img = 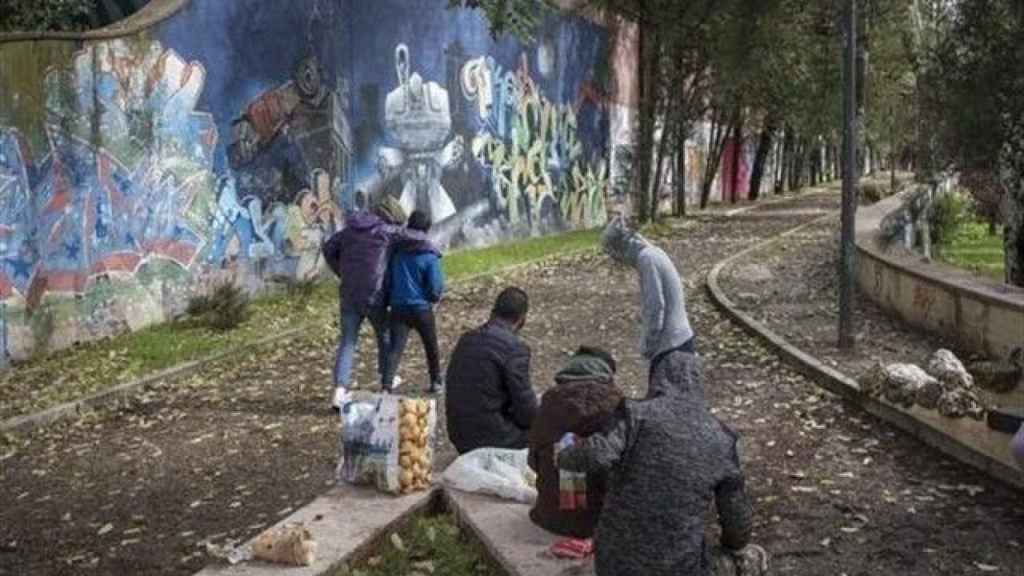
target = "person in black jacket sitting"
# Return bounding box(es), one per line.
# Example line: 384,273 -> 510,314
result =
445,287 -> 537,454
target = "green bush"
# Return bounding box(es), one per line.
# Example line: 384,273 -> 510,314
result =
0,0 -> 96,32
185,282 -> 249,332
930,191 -> 974,246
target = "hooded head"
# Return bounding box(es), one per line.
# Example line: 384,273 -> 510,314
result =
554,346 -> 617,385
407,210 -> 432,233
373,195 -> 407,226
601,215 -> 649,267
648,352 -> 704,402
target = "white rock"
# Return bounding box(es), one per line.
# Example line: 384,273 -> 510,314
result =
884,364 -> 939,408
927,349 -> 974,389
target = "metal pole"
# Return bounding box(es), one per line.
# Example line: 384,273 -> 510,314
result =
839,0 -> 858,350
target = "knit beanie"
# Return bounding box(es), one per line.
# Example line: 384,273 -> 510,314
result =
555,352 -> 615,385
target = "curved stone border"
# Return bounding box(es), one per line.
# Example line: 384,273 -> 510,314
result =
856,189 -> 1024,364
706,213 -> 1024,491
0,246 -> 599,436
0,0 -> 191,43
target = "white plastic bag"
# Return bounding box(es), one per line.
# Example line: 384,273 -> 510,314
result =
441,448 -> 538,504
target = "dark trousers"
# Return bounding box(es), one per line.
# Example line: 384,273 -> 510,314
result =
384,307 -> 442,388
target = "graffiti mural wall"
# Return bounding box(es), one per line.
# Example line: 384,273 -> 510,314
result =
345,0 -> 609,248
0,0 -> 611,360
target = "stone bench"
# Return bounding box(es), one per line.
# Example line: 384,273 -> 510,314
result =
193,484 -> 585,576
444,489 -> 593,576
193,484 -> 435,576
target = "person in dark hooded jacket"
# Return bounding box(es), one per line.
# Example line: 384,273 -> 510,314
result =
528,346 -> 623,539
322,196 -> 437,410
557,352 -> 767,576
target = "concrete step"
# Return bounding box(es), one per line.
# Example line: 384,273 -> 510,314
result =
194,484 -> 436,576
445,489 -> 593,576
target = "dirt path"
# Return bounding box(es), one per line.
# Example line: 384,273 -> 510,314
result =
2,188 -> 1020,576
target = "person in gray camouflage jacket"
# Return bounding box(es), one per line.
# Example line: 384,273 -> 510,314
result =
557,351 -> 767,576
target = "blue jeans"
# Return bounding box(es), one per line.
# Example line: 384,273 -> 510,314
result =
333,305 -> 390,389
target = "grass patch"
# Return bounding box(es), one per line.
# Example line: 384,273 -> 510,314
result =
441,228 -> 599,279
343,513 -> 502,576
936,221 -> 1005,280
0,228 -> 599,421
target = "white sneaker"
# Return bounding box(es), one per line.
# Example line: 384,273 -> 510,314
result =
332,387 -> 349,411
389,376 -> 403,391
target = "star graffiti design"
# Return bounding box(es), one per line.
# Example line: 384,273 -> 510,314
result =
7,258 -> 32,281
64,239 -> 81,260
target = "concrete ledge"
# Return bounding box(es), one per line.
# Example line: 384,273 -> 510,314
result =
855,188 -> 1024,368
195,485 -> 438,576
445,489 -> 591,576
706,213 -> 1024,491
193,484 -> 587,576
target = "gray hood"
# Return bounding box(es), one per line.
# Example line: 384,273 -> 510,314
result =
601,217 -> 649,267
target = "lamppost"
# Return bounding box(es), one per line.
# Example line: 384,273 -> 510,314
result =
839,0 -> 859,350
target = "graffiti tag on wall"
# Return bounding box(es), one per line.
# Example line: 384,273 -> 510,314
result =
1,40 -> 217,309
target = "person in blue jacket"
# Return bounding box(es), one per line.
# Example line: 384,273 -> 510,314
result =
383,210 -> 445,394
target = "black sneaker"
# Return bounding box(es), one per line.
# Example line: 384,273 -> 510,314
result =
427,379 -> 445,395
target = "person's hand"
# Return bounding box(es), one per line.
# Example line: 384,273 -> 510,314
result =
556,433 -> 576,451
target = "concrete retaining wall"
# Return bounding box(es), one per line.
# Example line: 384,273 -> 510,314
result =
856,187 -> 1024,405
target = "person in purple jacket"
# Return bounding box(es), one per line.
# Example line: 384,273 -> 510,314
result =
321,196 -> 435,410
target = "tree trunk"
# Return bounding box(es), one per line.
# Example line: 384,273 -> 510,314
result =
701,108 -> 729,209
790,139 -> 804,191
636,26 -> 656,223
749,121 -> 777,201
674,123 -> 688,217
729,117 -> 743,204
1005,180 -> 1024,287
652,121 -> 669,222
778,126 -> 793,194
809,142 -> 819,187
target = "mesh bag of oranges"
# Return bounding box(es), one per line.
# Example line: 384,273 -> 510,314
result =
337,394 -> 436,495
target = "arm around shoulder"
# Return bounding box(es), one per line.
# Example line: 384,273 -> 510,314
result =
557,416 -> 629,474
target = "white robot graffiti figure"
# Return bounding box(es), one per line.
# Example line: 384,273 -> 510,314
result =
376,44 -> 462,224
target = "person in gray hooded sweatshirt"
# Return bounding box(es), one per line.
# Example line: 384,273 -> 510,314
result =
556,352 -> 768,576
601,216 -> 694,376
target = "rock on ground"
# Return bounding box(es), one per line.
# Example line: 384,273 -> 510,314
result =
927,349 -> 974,390
883,363 -> 939,409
